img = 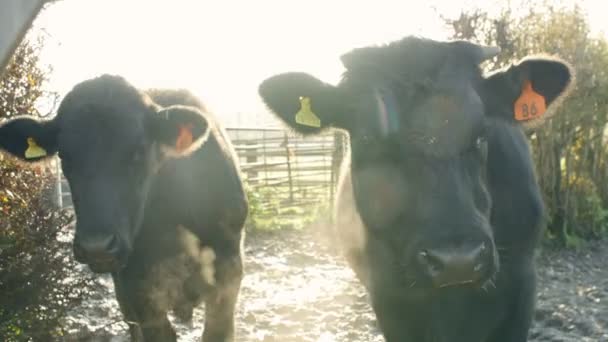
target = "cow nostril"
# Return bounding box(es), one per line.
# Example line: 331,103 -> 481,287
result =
74,234 -> 121,261
418,249 -> 445,275
471,242 -> 487,273
105,234 -> 120,253
417,242 -> 493,287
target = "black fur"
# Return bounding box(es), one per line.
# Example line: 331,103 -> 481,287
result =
0,116 -> 58,161
258,72 -> 348,134
259,36 -> 573,342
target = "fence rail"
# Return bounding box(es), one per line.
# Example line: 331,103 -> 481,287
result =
60,127 -> 346,225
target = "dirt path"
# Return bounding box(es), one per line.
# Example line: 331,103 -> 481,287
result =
531,240 -> 608,341
62,227 -> 607,342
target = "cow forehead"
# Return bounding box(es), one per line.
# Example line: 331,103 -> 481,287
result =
361,85 -> 484,158
56,75 -> 153,147
344,43 -> 485,157
404,91 -> 484,156
58,105 -> 147,156
342,37 -> 480,85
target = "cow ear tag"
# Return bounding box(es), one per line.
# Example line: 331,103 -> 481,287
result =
175,124 -> 194,152
295,96 -> 321,127
514,81 -> 546,122
25,137 -> 47,159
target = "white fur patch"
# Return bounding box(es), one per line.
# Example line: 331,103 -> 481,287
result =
200,246 -> 216,285
144,226 -> 216,311
177,226 -> 216,285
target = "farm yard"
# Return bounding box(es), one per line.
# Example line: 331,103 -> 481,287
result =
2,1 -> 608,342
61,214 -> 608,342
54,129 -> 607,341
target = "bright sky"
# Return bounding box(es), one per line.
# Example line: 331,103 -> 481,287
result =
32,0 -> 605,127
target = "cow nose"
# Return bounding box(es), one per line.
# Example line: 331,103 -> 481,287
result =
73,234 -> 120,263
417,242 -> 488,288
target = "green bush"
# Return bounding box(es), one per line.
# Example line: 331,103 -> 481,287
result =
0,157 -> 91,341
0,34 -> 92,341
445,2 -> 608,245
244,184 -> 331,231
562,175 -> 608,239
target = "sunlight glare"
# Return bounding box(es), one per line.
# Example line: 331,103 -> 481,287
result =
32,0 -> 607,127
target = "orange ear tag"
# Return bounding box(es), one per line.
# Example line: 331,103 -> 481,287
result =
514,81 -> 546,121
175,124 -> 194,152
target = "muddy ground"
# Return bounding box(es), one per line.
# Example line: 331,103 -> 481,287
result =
62,225 -> 607,342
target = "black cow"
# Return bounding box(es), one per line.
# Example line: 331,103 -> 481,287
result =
0,75 -> 248,341
258,37 -> 573,342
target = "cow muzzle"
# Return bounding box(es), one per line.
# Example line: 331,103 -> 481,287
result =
73,233 -> 126,273
416,241 -> 496,288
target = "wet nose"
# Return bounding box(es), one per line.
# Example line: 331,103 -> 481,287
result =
73,234 -> 120,264
417,242 -> 489,288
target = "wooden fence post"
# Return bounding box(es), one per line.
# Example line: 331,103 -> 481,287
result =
330,131 -> 346,202
245,141 -> 258,185
284,132 -> 294,203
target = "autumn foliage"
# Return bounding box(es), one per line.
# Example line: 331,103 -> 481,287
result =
0,35 -> 90,341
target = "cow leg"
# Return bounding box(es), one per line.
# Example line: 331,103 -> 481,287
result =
371,297 -> 424,342
201,253 -> 243,342
113,273 -> 177,342
132,306 -> 176,342
375,312 -> 417,342
112,273 -> 144,341
487,268 -> 536,342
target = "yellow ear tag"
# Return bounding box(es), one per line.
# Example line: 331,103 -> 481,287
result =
25,137 -> 47,159
295,96 -> 321,128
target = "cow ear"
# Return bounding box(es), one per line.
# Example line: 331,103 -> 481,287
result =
152,105 -> 210,158
258,72 -> 350,135
0,116 -> 58,162
481,57 -> 574,129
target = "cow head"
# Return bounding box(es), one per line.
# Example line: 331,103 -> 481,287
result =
259,38 -> 572,292
0,75 -> 210,273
